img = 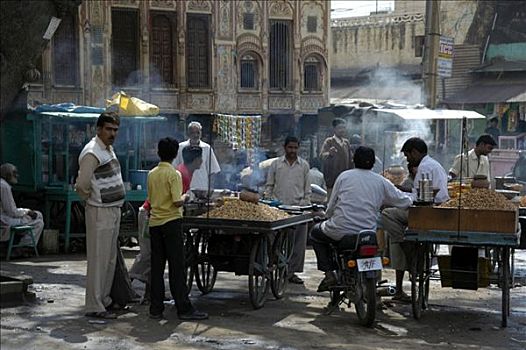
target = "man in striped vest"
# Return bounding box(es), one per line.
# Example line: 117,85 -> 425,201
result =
76,112 -> 126,319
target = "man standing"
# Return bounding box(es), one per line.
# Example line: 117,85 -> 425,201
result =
173,121 -> 220,192
75,112 -> 125,319
449,134 -> 496,180
266,136 -> 311,284
148,137 -> 207,320
382,137 -> 449,301
310,147 -> 412,292
484,117 -> 500,144
176,146 -> 203,194
0,163 -> 44,250
319,118 -> 353,199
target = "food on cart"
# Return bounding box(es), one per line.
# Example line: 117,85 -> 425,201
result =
203,199 -> 290,221
520,196 -> 526,207
440,188 -> 516,211
448,181 -> 471,199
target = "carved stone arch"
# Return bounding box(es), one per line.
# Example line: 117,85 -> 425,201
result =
269,0 -> 293,20
186,0 -> 212,13
237,33 -> 263,56
301,37 -> 327,67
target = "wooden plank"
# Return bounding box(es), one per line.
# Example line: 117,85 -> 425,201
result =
408,206 -> 517,234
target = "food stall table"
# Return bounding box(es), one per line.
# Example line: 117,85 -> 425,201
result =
182,213 -> 313,309
45,187 -> 147,252
405,206 -> 520,327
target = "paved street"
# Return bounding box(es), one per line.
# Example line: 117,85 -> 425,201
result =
1,248 -> 525,350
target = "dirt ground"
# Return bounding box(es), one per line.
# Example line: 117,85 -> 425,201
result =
1,248 -> 525,350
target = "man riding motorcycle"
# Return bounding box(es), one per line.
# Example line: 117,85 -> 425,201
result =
310,146 -> 413,292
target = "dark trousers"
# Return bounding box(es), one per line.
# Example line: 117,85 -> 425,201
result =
310,223 -> 338,272
149,219 -> 193,316
310,223 -> 358,272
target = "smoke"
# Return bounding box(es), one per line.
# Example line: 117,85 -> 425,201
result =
364,66 -> 422,105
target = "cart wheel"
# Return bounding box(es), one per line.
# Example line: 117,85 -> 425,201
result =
501,247 -> 510,328
249,235 -> 270,309
411,243 -> 425,319
270,230 -> 293,299
184,231 -> 195,295
194,231 -> 217,294
422,243 -> 431,310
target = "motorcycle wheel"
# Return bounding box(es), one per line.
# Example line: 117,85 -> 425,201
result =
354,272 -> 377,327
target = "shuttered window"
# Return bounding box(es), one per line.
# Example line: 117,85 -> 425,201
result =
307,16 -> 317,33
150,12 -> 176,87
187,14 -> 210,89
243,13 -> 255,30
52,14 -> 78,86
304,56 -> 320,91
112,9 -> 139,86
240,54 -> 257,89
269,20 -> 292,90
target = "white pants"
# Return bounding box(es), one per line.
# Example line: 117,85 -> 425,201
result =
85,205 -> 121,313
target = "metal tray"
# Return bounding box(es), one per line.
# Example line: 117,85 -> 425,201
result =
182,213 -> 314,233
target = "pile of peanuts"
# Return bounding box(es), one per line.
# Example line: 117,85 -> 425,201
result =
440,188 -> 516,211
203,199 -> 290,221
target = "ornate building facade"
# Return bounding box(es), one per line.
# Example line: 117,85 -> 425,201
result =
28,0 -> 330,121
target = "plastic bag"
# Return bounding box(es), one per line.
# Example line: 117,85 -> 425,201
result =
105,91 -> 160,116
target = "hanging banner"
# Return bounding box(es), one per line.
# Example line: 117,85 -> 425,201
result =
437,36 -> 454,78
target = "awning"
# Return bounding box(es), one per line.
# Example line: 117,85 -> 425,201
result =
374,108 -> 486,120
442,83 -> 526,104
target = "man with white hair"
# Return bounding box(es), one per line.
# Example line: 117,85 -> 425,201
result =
0,163 -> 44,249
173,121 -> 220,191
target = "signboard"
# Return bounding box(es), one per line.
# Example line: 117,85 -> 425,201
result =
437,36 -> 454,78
43,17 -> 62,40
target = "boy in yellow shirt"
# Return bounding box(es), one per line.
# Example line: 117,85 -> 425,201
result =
148,137 -> 208,321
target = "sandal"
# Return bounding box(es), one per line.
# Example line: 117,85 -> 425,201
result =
288,274 -> 304,284
392,292 -> 411,303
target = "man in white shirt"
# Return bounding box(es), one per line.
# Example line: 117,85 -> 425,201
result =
173,121 -> 220,191
382,137 -> 449,301
449,134 -> 496,180
266,136 -> 311,284
0,163 -> 44,250
310,147 -> 412,292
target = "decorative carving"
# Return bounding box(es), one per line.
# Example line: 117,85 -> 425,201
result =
92,66 -> 104,105
187,0 -> 212,13
150,92 -> 178,110
269,95 -> 293,110
149,0 -> 175,9
300,95 -> 325,111
112,0 -> 139,7
217,94 -> 236,111
332,13 -> 424,28
218,1 -> 232,39
91,0 -> 103,25
237,94 -> 261,110
269,1 -> 293,19
237,33 -> 263,57
187,94 -> 212,110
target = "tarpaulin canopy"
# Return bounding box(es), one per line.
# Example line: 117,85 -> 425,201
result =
374,108 -> 486,120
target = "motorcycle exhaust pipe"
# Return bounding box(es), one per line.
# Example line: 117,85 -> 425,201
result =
377,285 -> 397,297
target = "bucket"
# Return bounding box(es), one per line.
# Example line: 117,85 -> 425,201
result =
128,170 -> 149,189
41,229 -> 59,254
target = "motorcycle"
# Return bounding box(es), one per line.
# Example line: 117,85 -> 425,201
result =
324,229 -> 388,327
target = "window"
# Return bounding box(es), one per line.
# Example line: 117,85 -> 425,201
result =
186,14 -> 210,89
307,16 -> 317,33
240,54 -> 258,89
52,14 -> 78,86
150,13 -> 176,87
112,8 -> 139,86
269,20 -> 292,90
304,56 -> 320,91
414,35 -> 425,57
243,13 -> 255,30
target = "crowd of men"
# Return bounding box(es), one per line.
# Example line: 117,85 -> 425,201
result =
0,112 -> 499,321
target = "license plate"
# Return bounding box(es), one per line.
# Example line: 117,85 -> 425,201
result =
357,257 -> 382,272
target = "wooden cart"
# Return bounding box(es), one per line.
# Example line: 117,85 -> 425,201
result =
182,214 -> 313,309
406,206 -> 520,327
